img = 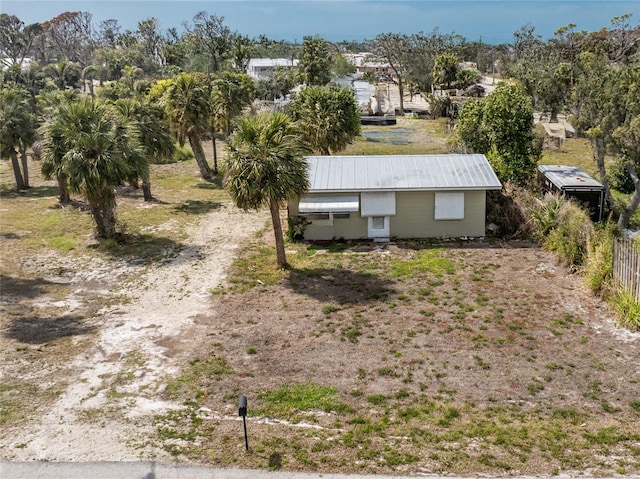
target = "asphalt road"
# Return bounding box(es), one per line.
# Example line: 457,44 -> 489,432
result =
0,462 -> 628,479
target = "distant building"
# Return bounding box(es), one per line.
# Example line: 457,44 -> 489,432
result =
246,58 -> 299,80
357,61 -> 394,76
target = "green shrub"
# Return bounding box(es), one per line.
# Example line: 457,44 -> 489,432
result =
286,215 -> 309,242
583,222 -> 617,293
544,199 -> 594,267
153,143 -> 194,165
530,194 -> 564,239
614,289 -> 640,331
608,160 -> 634,194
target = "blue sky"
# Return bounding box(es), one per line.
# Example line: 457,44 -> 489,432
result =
2,1 -> 638,44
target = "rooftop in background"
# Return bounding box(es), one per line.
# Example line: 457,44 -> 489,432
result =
306,154 -> 502,192
538,164 -> 604,190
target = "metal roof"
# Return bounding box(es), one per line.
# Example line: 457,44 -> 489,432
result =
305,155 -> 502,192
538,165 -> 604,190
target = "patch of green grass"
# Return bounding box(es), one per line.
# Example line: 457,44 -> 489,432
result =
613,288 -> 640,332
367,394 -> 388,406
390,248 -> 457,278
257,383 -> 354,421
165,352 -> 234,400
322,304 -> 341,315
227,244 -> 286,292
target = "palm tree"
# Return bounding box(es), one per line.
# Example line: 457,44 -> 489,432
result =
164,73 -> 213,180
224,112 -> 309,268
44,60 -> 80,90
114,98 -> 174,201
0,87 -> 35,190
210,71 -> 255,137
41,99 -> 145,239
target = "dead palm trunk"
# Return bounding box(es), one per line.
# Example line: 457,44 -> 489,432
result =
269,199 -> 287,268
187,133 -> 213,180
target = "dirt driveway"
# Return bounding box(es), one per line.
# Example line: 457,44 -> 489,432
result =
1,203 -> 269,461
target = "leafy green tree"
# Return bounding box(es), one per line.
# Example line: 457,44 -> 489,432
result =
41,99 -> 146,238
224,112 -> 309,267
331,53 -> 357,78
456,81 -> 540,185
571,51 -> 620,212
163,72 -> 214,179
611,65 -> 640,228
433,52 -> 459,89
288,85 -> 361,155
298,36 -> 331,86
454,98 -> 490,153
0,86 -> 35,190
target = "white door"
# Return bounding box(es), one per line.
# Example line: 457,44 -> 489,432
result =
368,216 -> 390,239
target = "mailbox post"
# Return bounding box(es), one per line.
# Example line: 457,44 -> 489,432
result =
239,395 -> 248,451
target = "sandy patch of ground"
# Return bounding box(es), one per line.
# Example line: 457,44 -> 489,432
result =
1,203 -> 269,461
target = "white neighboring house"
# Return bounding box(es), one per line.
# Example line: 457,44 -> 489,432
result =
246,58 -> 299,80
1,57 -> 32,70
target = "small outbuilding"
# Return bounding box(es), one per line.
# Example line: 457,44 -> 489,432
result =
538,164 -> 605,221
289,154 -> 502,241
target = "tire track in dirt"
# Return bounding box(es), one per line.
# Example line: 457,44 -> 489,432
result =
7,204 -> 269,461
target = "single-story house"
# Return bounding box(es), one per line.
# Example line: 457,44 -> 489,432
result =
288,154 -> 502,241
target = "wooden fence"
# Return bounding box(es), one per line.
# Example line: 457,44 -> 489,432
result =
613,238 -> 640,302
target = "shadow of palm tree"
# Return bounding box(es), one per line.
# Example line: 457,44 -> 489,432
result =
5,314 -> 95,344
0,185 -> 60,198
0,274 -> 52,299
91,234 -> 187,265
285,267 -> 396,305
174,200 -> 222,214
194,176 -> 223,189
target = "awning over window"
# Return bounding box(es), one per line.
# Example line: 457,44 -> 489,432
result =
299,195 -> 359,213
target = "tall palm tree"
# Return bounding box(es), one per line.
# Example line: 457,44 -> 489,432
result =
224,112 -> 309,268
41,99 -> 145,239
163,72 -> 213,180
0,87 -> 35,190
114,98 -> 174,201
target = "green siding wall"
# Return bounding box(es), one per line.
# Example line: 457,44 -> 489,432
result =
288,190 -> 487,241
